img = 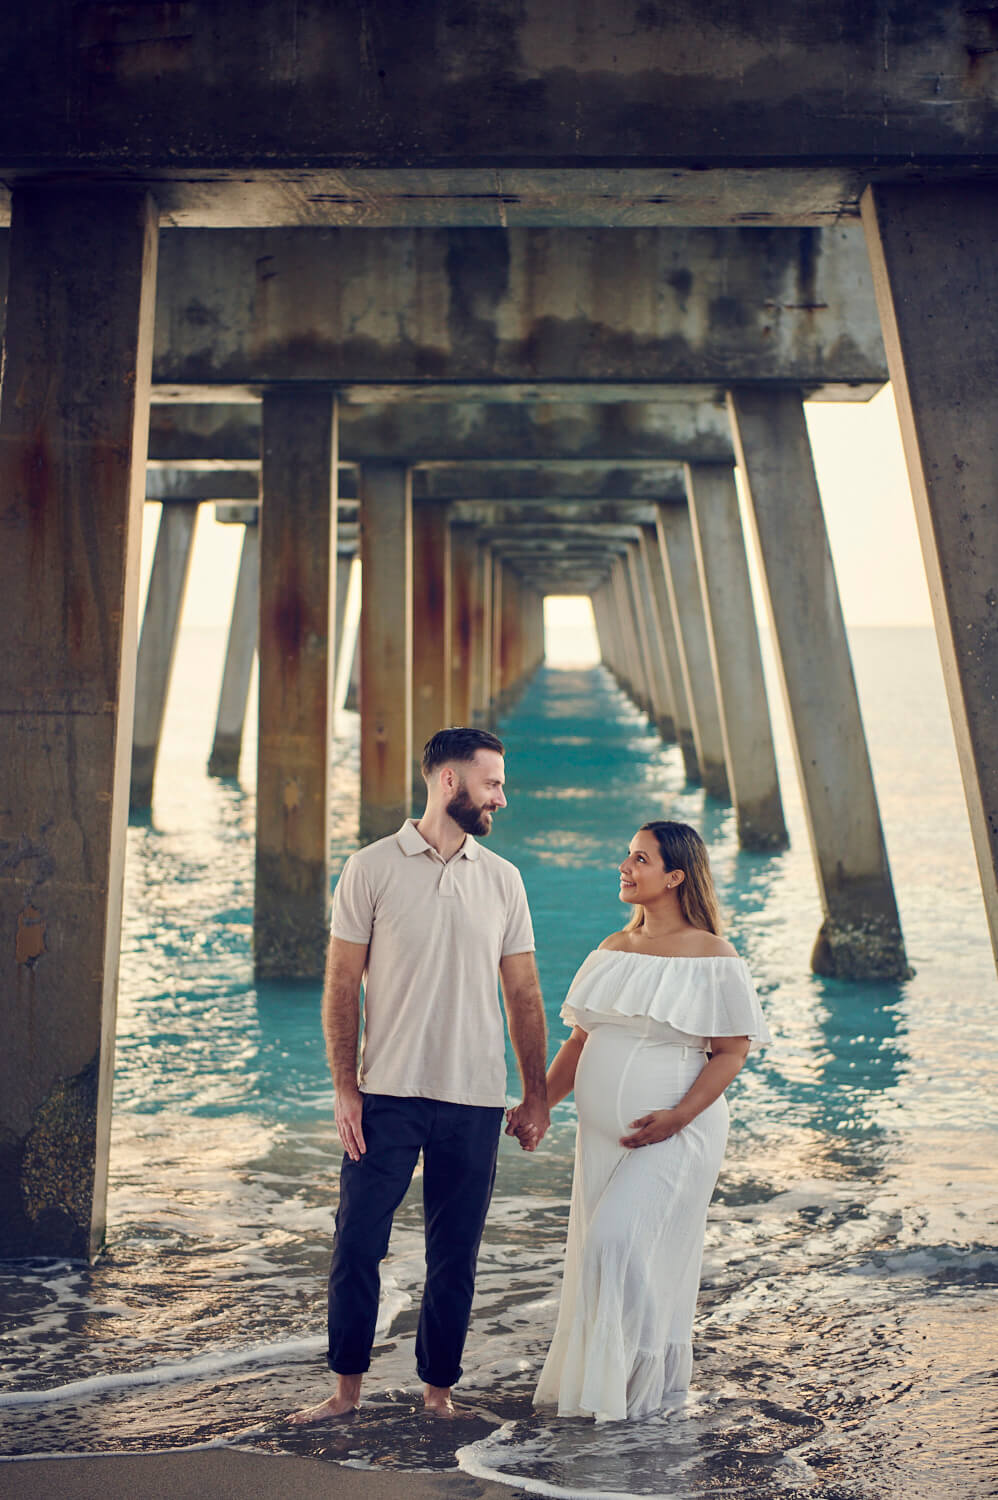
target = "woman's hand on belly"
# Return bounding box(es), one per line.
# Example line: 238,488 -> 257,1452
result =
620,1107 -> 689,1149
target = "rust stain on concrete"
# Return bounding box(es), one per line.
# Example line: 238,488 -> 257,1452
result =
15,903 -> 46,965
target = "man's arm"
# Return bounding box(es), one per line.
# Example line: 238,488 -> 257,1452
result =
499,950 -> 550,1152
322,935 -> 370,1162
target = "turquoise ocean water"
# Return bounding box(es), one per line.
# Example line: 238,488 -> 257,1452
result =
1,625 -> 996,1498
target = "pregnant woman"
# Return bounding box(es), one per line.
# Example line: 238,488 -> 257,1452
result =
533,820 -> 771,1422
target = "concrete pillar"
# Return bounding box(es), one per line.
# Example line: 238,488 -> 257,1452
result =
655,505 -> 730,800
500,564 -> 525,702
334,551 -> 354,693
627,537 -> 672,741
360,462 -> 413,839
450,525 -> 478,725
611,556 -> 644,706
490,553 -> 504,715
728,386 -> 909,980
640,522 -> 699,779
0,183 -> 158,1259
591,585 -> 615,671
476,544 -> 493,726
412,501 -> 452,777
862,183 -> 998,968
685,463 -> 788,850
256,388 -> 338,979
208,521 -> 260,778
130,502 -> 199,810
625,543 -> 658,720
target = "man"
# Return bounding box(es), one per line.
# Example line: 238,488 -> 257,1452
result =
290,727 -> 549,1423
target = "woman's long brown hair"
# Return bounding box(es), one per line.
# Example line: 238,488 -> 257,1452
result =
623,821 -> 722,936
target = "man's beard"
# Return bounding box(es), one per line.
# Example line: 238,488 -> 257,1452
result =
446,782 -> 494,836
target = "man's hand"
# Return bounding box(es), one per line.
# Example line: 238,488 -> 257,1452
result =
335,1084 -> 367,1161
504,1097 -> 550,1152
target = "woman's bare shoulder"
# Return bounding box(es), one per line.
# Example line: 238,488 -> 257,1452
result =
597,931 -> 632,951
691,932 -> 739,958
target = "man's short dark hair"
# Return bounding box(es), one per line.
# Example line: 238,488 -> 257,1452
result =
421,727 -> 505,779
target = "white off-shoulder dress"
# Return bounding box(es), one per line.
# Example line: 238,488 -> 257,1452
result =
533,949 -> 771,1423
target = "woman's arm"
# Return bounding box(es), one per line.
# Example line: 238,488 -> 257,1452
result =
620,1035 -> 750,1149
545,1026 -> 589,1107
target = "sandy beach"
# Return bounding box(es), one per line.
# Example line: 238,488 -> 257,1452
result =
2,1450 -> 527,1500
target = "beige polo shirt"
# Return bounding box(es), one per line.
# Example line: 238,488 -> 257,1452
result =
330,819 -> 535,1108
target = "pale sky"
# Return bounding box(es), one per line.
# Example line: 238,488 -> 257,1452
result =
145,384 -> 932,647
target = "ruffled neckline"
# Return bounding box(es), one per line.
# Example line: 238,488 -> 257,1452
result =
562,947 -> 771,1048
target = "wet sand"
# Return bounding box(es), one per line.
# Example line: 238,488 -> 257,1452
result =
2,1449 -> 527,1500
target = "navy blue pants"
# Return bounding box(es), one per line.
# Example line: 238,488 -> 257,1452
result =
327,1093 -> 504,1389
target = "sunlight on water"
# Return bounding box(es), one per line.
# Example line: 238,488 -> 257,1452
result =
1,628 -> 996,1500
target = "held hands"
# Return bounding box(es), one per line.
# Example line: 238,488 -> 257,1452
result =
620,1108 -> 688,1150
505,1098 -> 551,1152
335,1085 -> 367,1162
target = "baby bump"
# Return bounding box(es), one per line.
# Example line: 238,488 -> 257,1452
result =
575,1024 -> 708,1141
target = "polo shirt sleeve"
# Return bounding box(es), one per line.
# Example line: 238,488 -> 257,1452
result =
330,855 -> 375,945
501,870 -> 535,956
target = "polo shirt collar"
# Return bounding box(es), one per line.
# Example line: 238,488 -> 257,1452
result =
395,819 -> 480,860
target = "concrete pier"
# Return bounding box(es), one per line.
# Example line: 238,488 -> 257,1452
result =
208,521 -> 260,778
0,183 -> 158,1260
638,523 -> 699,779
627,540 -> 674,736
728,387 -> 910,979
255,389 -> 338,979
476,546 -> 493,727
685,463 -> 788,850
655,505 -> 730,800
360,463 -> 413,840
489,556 -> 504,717
635,525 -> 679,744
412,501 -> 452,775
449,525 -> 478,726
862,183 -> 998,967
130,503 -> 199,810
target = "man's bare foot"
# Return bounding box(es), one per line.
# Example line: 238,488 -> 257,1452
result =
289,1376 -> 362,1425
422,1382 -> 457,1418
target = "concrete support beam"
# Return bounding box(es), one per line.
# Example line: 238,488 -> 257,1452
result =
255,389 -> 338,979
450,526 -> 479,726
130,502 -> 198,810
360,463 -> 413,840
490,556 -> 504,715
0,183 -> 158,1260
147,401 -> 723,468
412,501 -> 452,776
685,464 -> 788,850
476,545 -> 493,727
655,505 -> 730,799
208,522 -> 260,778
635,528 -> 678,742
612,556 -> 650,711
152,227 -> 885,391
862,183 -> 998,969
333,552 -> 355,717
728,387 -> 909,979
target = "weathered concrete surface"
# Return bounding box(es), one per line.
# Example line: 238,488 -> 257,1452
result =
728,387 -> 910,980
611,557 -> 650,712
412,501 -> 452,778
450,526 -> 480,726
130,503 -> 199,810
862,183 -> 998,969
635,527 -> 678,742
4,3 -> 998,226
475,546 -> 494,726
639,523 -> 698,780
209,523 -> 260,779
146,402 -> 732,467
0,184 -> 158,1260
151,227 -> 885,390
685,464 -> 788,850
360,464 -> 413,840
255,390 -> 338,979
656,505 -> 730,800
